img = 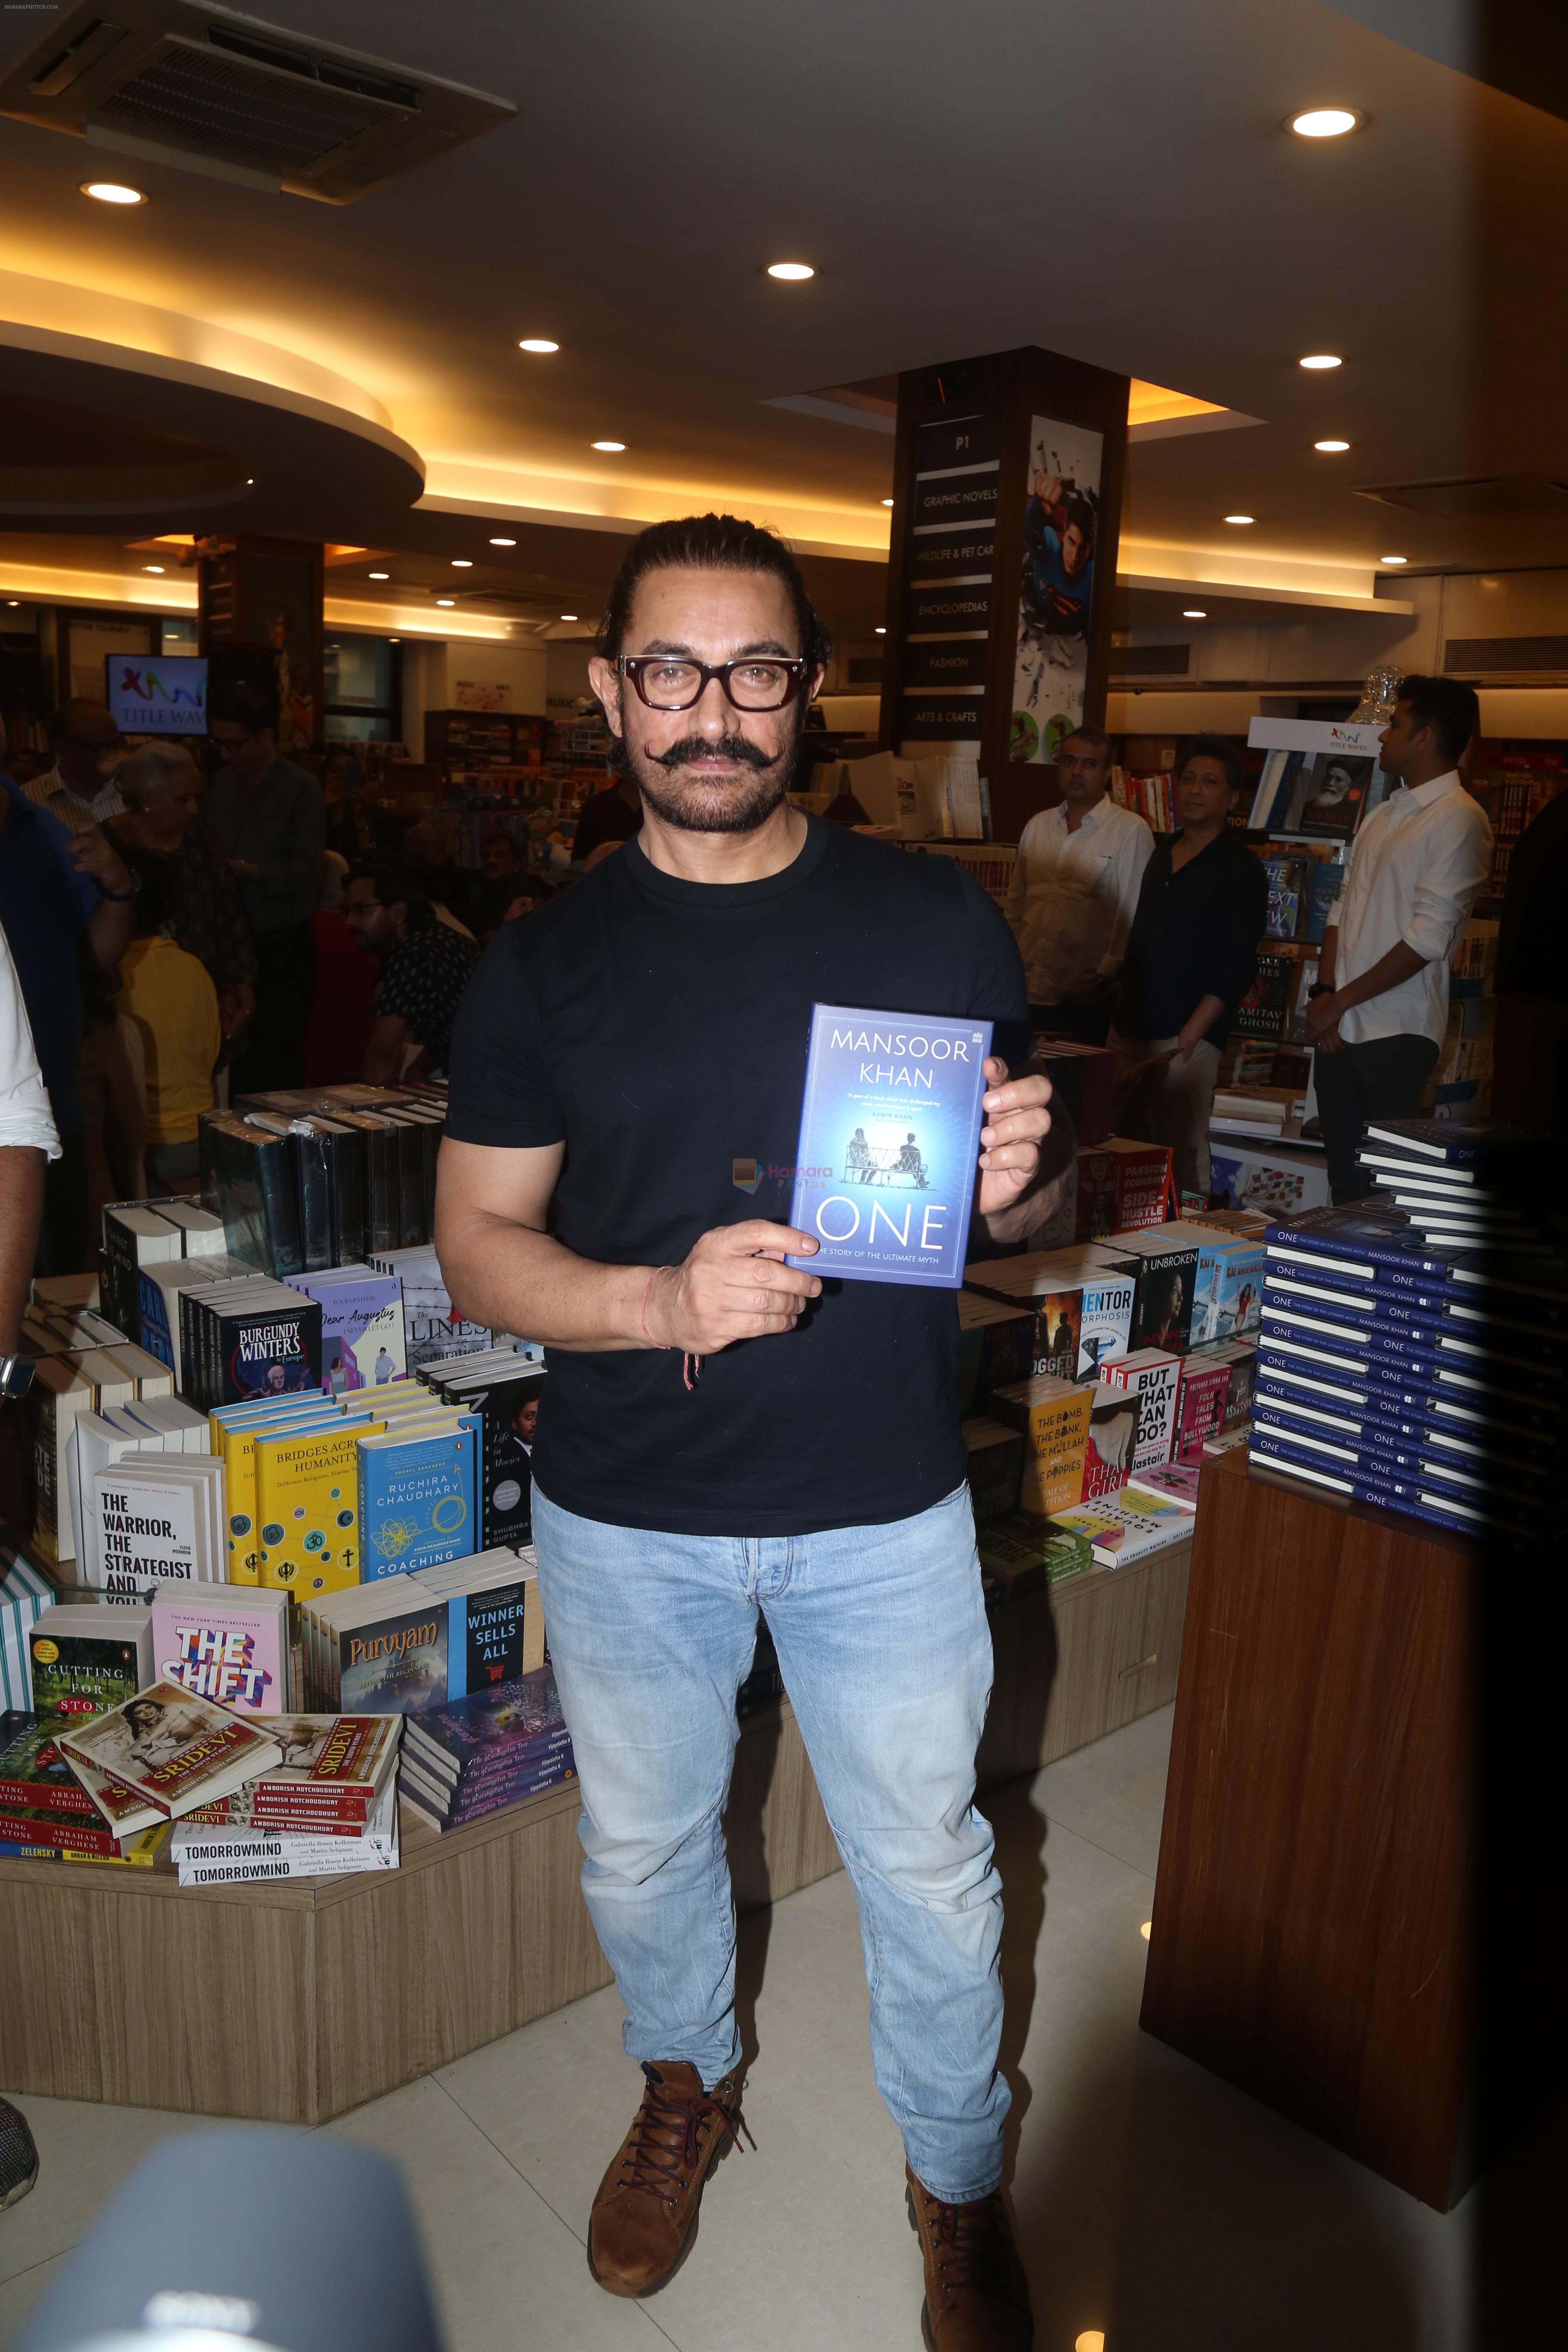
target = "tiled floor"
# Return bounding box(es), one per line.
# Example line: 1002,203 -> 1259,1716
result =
1,1705 -> 1480,2351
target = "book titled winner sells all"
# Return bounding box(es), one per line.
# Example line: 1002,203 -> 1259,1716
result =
786,1005 -> 993,1288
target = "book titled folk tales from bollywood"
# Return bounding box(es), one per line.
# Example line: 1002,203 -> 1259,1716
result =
786,1005 -> 992,1289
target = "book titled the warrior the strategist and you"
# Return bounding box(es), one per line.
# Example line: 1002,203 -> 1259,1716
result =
787,1004 -> 993,1288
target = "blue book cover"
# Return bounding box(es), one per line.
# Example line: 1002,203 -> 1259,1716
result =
785,1003 -> 992,1288
358,1425 -> 478,1580
284,1270 -> 405,1395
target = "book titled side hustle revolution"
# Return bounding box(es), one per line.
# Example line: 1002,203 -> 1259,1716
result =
787,1005 -> 992,1288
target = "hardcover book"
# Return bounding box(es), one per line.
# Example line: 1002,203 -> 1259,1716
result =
28,1606 -> 151,1718
179,1713 -> 399,1822
254,1415 -> 384,1600
149,1584 -> 290,1715
989,1375 -> 1096,1518
402,1666 -> 569,1781
785,1004 -> 992,1288
54,1681 -> 284,1819
1099,1348 -> 1180,1473
282,1268 -> 405,1394
1080,1382 -> 1141,1502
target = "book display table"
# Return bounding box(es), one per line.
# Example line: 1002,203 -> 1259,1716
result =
0,1536 -> 1191,2124
1141,1450 -> 1475,2210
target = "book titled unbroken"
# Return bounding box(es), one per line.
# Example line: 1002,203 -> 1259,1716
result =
787,1004 -> 993,1289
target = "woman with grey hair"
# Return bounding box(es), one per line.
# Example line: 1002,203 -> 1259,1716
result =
106,741 -> 257,1052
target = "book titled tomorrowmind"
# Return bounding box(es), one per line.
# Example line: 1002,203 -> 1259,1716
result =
786,1004 -> 993,1288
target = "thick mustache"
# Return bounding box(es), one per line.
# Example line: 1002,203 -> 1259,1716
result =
650,733 -> 776,772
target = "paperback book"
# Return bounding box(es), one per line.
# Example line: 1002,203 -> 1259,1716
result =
785,1003 -> 992,1288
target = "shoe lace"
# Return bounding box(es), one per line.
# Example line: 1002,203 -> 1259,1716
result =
618,2064 -> 745,2205
922,2187 -> 1009,2294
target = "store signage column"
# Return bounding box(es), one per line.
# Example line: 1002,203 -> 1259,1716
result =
879,345 -> 1128,842
197,535 -> 325,756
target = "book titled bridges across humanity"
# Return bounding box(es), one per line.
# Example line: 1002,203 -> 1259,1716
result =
787,1005 -> 993,1288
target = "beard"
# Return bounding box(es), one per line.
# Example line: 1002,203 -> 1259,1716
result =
611,720 -> 802,834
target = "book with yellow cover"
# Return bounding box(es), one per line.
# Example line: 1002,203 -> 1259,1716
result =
212,1395 -> 343,1584
254,1415 -> 385,1602
989,1374 -> 1096,1517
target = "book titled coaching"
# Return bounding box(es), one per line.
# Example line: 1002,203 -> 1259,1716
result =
786,1005 -> 992,1288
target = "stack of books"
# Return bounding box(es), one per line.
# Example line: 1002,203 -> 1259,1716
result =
0,1710 -> 170,1865
169,1713 -> 402,1886
398,1665 -> 575,1832
303,1546 -> 543,1712
1249,1123 -> 1564,1538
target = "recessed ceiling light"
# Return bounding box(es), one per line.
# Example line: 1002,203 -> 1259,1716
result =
144,564 -> 165,573
518,338 -> 560,354
6,600 -> 18,607
766,261 -> 815,281
1314,438 -> 1351,452
1139,1922 -> 1152,1942
245,477 -> 254,486
389,637 -> 400,643
451,559 -> 473,567
560,613 -> 578,621
1075,2334 -> 1107,2352
882,497 -> 894,507
1224,514 -> 1254,525
368,570 -> 389,580
1289,107 -> 1360,138
1183,609 -> 1207,619
592,440 -> 626,452
489,536 -> 517,547
875,626 -> 886,635
81,180 -> 145,205
1299,352 -> 1342,370
1381,554 -> 1409,565
436,597 -> 456,606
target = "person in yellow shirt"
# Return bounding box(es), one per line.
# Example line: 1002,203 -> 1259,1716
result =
117,909 -> 221,1188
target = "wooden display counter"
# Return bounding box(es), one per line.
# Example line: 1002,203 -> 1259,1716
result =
1141,1451 -> 1475,2211
0,1535 -> 1190,2125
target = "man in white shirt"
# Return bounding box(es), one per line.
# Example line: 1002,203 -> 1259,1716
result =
21,699 -> 126,836
1304,677 -> 1492,1201
1004,726 -> 1152,1044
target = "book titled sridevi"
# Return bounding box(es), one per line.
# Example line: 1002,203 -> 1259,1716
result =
786,1004 -> 993,1288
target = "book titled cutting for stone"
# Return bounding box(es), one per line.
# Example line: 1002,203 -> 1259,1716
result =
786,1005 -> 993,1288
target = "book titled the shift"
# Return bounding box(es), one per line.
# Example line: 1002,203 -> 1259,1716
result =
786,1004 -> 992,1288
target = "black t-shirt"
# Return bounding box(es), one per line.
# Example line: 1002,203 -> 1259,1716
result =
445,817 -> 1031,1535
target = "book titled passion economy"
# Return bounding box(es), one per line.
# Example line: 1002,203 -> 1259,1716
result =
786,1004 -> 992,1288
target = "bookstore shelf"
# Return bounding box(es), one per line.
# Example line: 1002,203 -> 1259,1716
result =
0,1538 -> 1190,2125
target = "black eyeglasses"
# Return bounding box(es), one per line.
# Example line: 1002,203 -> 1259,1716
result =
618,655 -> 808,712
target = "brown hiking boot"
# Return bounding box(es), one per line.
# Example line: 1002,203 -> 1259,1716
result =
906,2165 -> 1033,2350
587,2059 -> 746,2297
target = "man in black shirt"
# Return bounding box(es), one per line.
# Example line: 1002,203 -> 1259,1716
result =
440,514 -> 1067,2349
1111,736 -> 1266,1200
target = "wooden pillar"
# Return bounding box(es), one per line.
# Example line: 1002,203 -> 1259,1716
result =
198,535 -> 325,756
879,345 -> 1128,842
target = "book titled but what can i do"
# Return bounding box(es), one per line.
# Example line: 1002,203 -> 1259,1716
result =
786,1005 -> 992,1289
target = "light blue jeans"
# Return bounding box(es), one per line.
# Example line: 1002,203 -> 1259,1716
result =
530,1480 -> 1008,2203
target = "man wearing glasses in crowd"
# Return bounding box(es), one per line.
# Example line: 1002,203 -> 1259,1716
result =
438,513 -> 1067,2351
205,680 -> 325,1090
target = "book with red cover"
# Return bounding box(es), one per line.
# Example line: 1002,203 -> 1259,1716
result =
54,1681 -> 283,1820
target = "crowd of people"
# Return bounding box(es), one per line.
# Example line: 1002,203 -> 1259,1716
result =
1004,677 -> 1495,1202
0,682 -> 551,1274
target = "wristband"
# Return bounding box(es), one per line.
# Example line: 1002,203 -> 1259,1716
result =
1306,983 -> 1333,1001
96,880 -> 140,902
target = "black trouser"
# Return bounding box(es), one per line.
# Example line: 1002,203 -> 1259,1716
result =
229,921 -> 315,1095
39,1126 -> 90,1276
1028,995 -> 1113,1048
1313,1032 -> 1439,1203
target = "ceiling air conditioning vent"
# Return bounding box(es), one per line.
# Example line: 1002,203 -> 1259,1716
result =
1109,643 -> 1190,678
1357,475 -> 1568,518
0,0 -> 515,202
1443,634 -> 1568,678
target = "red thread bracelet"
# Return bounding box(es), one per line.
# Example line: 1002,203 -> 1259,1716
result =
640,1267 -> 700,1392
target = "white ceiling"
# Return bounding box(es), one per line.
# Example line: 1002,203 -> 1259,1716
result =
2,0 -> 1566,626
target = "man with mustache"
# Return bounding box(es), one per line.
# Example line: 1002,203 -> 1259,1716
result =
438,513 -> 1071,2349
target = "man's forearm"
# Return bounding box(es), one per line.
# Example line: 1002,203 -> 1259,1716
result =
86,897 -> 134,972
437,1207 -> 652,1351
0,1145 -> 45,1350
1331,938 -> 1427,1014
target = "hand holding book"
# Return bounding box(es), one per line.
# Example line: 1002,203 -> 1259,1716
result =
975,1057 -> 1056,1225
642,1221 -> 822,1355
